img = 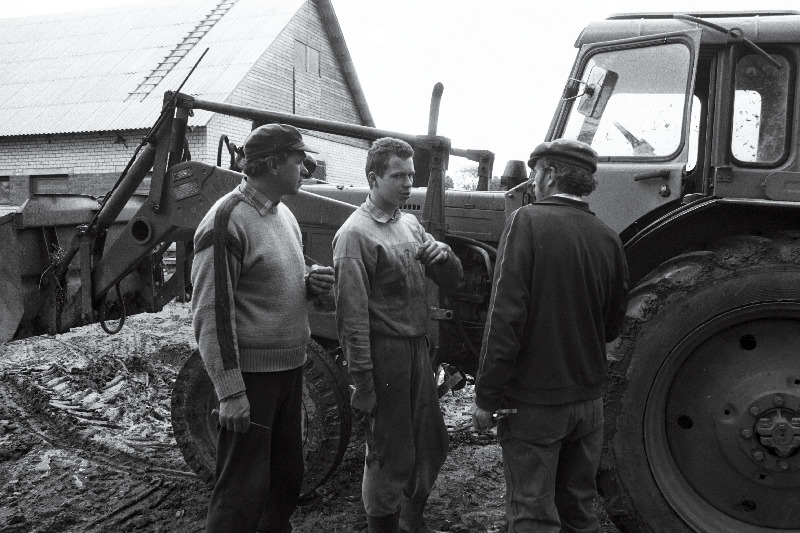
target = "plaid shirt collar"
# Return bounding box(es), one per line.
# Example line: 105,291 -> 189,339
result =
239,178 -> 279,215
363,194 -> 402,223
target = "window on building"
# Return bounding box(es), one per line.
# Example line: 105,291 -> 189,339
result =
294,41 -> 320,76
310,159 -> 326,181
0,177 -> 9,204
30,174 -> 69,195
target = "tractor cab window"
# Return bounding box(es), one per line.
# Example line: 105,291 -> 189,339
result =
562,42 -> 693,159
731,53 -> 790,165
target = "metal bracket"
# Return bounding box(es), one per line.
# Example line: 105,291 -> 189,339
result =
714,166 -> 733,183
429,307 -> 454,321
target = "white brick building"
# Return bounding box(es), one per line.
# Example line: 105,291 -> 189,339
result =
0,0 -> 373,207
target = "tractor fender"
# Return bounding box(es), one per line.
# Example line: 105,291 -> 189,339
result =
623,197 -> 800,285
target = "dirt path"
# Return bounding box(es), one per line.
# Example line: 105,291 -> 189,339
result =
0,303 -> 618,532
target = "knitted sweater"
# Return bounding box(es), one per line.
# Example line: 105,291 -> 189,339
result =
191,180 -> 309,399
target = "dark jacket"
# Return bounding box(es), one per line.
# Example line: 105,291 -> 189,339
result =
475,196 -> 629,410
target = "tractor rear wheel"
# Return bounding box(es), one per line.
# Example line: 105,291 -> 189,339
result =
171,339 -> 351,496
599,234 -> 800,532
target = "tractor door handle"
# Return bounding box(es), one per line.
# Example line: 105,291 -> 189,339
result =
633,170 -> 671,182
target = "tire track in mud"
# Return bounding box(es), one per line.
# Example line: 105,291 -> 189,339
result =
0,370 -> 196,482
0,333 -> 196,482
1,332 -> 210,532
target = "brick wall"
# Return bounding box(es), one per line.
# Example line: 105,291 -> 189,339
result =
302,133 -> 367,186
0,128 -> 209,205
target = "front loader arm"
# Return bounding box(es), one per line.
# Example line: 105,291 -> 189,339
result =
59,162 -> 244,333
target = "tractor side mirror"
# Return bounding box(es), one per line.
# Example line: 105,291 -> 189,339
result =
577,66 -> 618,119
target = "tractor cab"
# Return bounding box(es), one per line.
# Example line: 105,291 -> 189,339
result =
548,11 -> 800,240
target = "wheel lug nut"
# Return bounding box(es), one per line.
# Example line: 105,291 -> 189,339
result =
779,460 -> 790,470
753,451 -> 765,462
750,406 -> 760,416
740,429 -> 752,439
773,396 -> 784,406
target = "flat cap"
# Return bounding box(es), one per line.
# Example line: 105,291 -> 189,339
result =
243,124 -> 318,160
527,138 -> 598,173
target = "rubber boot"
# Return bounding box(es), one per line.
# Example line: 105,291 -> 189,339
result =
399,498 -> 425,533
367,510 -> 400,533
399,498 -> 441,533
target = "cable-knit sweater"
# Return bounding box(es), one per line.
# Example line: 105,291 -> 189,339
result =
191,180 -> 309,399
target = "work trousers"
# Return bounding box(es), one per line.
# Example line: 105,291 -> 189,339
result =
497,397 -> 603,533
362,334 -> 448,519
206,367 -> 304,533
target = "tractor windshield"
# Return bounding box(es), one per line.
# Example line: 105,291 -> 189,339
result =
562,42 -> 693,159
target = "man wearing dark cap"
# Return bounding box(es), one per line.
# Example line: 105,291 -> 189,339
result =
471,138 -> 629,532
191,124 -> 335,533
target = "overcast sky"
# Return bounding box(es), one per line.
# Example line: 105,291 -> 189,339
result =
3,1 -> 799,174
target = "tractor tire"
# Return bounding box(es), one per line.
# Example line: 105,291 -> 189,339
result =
171,339 -> 352,496
599,233 -> 800,532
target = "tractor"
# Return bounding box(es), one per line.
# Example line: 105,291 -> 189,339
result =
3,10 -> 800,532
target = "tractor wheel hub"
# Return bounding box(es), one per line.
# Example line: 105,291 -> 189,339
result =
756,406 -> 800,458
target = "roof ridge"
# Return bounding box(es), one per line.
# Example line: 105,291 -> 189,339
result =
127,0 -> 240,102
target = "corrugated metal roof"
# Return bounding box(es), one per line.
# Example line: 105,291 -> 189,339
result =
0,0 -> 307,136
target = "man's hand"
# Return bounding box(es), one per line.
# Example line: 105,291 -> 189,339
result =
471,401 -> 496,432
218,393 -> 251,433
351,387 -> 377,417
306,265 -> 335,296
350,372 -> 377,417
415,240 -> 451,266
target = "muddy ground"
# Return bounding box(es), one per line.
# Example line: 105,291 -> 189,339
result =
0,302 -> 619,532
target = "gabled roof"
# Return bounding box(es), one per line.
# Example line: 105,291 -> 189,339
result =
0,0 -> 373,137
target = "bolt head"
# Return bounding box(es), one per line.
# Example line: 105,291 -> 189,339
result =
779,460 -> 790,471
749,406 -> 760,416
753,451 -> 765,462
773,396 -> 785,406
740,429 -> 752,439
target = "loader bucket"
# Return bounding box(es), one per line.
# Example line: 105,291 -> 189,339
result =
0,211 -> 23,344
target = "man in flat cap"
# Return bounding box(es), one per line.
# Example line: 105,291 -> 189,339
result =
192,124 -> 334,532
472,138 -> 629,532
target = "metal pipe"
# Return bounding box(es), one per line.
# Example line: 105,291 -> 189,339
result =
450,148 -> 495,168
182,94 -> 421,145
180,94 -> 497,168
168,107 -> 190,169
95,142 -> 157,231
56,142 -> 158,281
428,82 -> 444,136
